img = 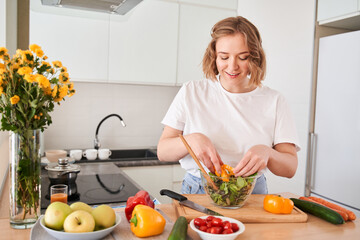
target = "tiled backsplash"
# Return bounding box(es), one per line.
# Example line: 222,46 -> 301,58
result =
44,82 -> 180,151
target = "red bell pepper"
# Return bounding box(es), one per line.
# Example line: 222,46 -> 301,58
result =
125,190 -> 155,221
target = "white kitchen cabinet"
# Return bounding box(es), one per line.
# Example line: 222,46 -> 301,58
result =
108,0 -> 179,85
178,0 -> 237,9
121,164 -> 186,204
29,0 -> 237,85
317,0 -> 360,30
176,4 -> 236,85
29,0 -> 109,82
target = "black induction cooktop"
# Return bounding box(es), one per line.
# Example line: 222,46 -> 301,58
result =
41,173 -> 141,210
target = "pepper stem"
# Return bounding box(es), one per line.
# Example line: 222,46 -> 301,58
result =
130,213 -> 138,227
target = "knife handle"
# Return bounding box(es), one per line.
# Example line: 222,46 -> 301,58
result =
160,189 -> 187,201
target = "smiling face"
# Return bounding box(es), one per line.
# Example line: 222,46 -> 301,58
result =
215,33 -> 254,93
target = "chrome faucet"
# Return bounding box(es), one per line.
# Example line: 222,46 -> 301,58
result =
94,114 -> 126,149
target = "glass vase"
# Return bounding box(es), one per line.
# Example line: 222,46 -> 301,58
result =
9,129 -> 41,229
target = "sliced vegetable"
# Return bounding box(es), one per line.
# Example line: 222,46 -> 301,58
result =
290,198 -> 344,225
168,216 -> 188,240
263,195 -> 294,214
206,172 -> 257,207
215,164 -> 234,182
307,196 -> 356,221
299,197 -> 348,221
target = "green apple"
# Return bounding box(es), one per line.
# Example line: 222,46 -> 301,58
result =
91,204 -> 116,230
70,202 -> 93,213
44,202 -> 72,230
63,210 -> 95,233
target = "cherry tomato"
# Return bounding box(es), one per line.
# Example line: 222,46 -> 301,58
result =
210,226 -> 222,234
194,218 -> 206,227
231,223 -> 239,232
222,220 -> 230,227
211,217 -> 223,227
223,222 -> 232,230
206,228 -> 212,233
222,228 -> 234,234
199,225 -> 208,232
206,216 -> 214,222
206,221 -> 212,228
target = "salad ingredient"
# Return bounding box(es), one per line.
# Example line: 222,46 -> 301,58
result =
205,172 -> 257,207
167,216 -> 188,240
215,164 -> 234,182
193,216 -> 239,234
307,196 -> 356,221
263,195 -> 294,214
130,205 -> 166,237
125,190 -> 154,221
299,197 -> 348,221
290,198 -> 344,225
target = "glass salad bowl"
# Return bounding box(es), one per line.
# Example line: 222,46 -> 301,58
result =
200,171 -> 258,209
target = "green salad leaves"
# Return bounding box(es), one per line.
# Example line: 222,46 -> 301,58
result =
206,172 -> 257,207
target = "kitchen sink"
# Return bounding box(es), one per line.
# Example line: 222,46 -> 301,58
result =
111,149 -> 157,160
74,148 -> 158,163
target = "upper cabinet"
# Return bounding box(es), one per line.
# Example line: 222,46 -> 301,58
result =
317,0 -> 360,30
108,1 -> 179,85
29,0 -> 237,85
30,0 -> 110,82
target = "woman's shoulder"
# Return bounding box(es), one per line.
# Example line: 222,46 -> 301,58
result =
181,79 -> 217,91
258,85 -> 285,99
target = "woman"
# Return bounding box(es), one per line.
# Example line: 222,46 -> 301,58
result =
157,16 -> 300,194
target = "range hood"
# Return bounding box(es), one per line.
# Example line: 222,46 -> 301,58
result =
41,0 -> 143,15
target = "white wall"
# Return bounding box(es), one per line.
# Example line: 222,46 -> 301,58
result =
0,0 -> 5,45
44,82 -> 180,150
0,0 -> 17,193
238,0 -> 316,195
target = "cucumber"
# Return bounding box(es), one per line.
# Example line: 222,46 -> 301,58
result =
290,198 -> 344,225
168,216 -> 188,240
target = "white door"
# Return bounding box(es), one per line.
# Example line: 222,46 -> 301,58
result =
312,30 -> 360,210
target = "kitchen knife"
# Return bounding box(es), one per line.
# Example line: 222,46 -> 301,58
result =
160,189 -> 223,216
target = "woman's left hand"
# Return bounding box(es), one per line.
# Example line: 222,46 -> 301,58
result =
233,145 -> 271,177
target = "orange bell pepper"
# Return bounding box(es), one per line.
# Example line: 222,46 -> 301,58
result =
130,205 -> 166,238
215,164 -> 234,182
263,194 -> 294,214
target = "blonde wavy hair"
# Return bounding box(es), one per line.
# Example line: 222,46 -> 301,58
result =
202,16 -> 266,86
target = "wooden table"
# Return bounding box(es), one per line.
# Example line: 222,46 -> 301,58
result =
1,177 -> 359,240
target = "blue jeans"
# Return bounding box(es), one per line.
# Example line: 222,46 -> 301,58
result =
181,172 -> 268,194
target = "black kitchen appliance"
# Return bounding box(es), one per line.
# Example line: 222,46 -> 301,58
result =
41,172 -> 141,211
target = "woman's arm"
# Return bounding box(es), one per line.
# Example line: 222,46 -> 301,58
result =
233,143 -> 298,178
157,126 -> 223,173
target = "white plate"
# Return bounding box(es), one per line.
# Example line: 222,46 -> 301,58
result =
38,213 -> 121,240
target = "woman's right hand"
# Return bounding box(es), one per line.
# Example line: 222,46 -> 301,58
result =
158,127 -> 223,173
186,133 -> 223,174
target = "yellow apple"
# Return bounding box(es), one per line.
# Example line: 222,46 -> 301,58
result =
63,210 -> 95,233
44,202 -> 72,230
70,202 -> 93,213
91,204 -> 116,230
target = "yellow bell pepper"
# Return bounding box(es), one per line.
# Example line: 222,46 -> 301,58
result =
263,194 -> 294,214
130,204 -> 166,237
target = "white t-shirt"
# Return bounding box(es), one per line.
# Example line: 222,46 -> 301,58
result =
162,78 -> 300,178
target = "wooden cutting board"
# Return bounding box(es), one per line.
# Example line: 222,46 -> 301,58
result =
173,194 -> 308,223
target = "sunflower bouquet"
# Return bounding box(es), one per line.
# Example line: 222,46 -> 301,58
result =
0,44 -> 75,226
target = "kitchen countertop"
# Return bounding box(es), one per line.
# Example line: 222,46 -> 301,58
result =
0,176 -> 359,239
